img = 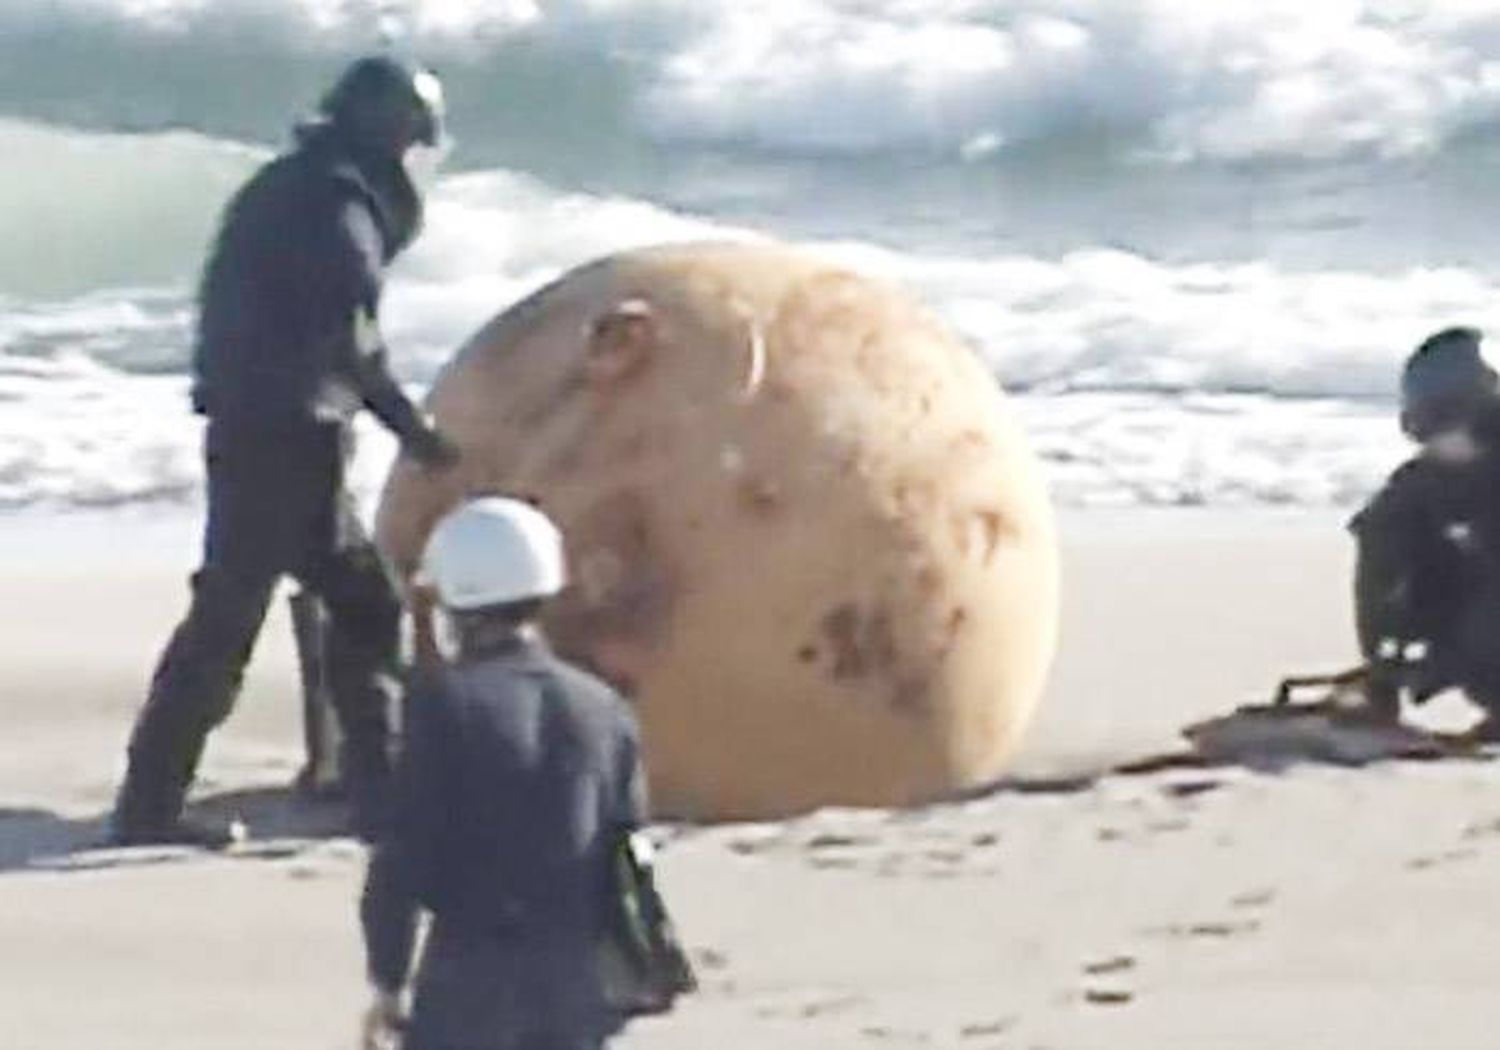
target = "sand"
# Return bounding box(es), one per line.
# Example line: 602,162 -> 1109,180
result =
4,506 -> 1499,1049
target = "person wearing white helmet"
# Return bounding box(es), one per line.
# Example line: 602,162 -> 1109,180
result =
360,496 -> 647,1050
1349,326 -> 1500,734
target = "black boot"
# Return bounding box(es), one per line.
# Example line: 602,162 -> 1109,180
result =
111,567 -> 273,848
110,737 -> 240,849
107,810 -> 241,850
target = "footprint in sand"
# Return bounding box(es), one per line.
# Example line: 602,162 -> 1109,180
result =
1161,777 -> 1225,800
805,832 -> 873,850
1230,887 -> 1277,910
725,824 -> 786,855
1145,817 -> 1191,834
1151,919 -> 1261,939
1080,955 -> 1138,1008
692,947 -> 729,971
958,1018 -> 1015,1042
860,1024 -> 932,1044
1082,954 -> 1137,976
1461,817 -> 1500,840
1082,987 -> 1135,1006
959,1019 -> 1013,1035
759,993 -> 866,1021
1406,848 -> 1479,871
810,856 -> 861,871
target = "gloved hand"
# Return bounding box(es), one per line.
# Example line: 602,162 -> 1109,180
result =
361,989 -> 406,1050
402,424 -> 460,470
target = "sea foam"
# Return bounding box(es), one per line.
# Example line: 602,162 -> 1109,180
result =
7,1 -> 1500,163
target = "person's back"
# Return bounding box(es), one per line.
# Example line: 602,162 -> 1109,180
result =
1352,327 -> 1500,725
1353,453 -> 1487,646
410,640 -> 641,943
192,124 -> 418,428
361,497 -> 647,1050
194,147 -> 346,423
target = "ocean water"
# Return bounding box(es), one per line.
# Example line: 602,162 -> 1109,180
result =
10,0 -> 1500,510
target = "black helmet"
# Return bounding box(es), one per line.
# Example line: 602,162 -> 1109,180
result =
319,55 -> 445,156
1400,326 -> 1498,440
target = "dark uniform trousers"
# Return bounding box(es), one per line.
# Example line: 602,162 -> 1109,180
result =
115,418 -> 400,834
403,925 -> 615,1050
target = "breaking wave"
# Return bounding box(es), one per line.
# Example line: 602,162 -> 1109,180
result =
6,1 -> 1500,163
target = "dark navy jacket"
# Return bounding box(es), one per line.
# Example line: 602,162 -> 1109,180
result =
361,634 -> 647,994
1350,406 -> 1500,647
191,125 -> 427,443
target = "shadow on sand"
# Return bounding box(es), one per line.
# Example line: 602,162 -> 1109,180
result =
0,787 -> 357,875
7,703 -> 1494,871
957,699 -> 1497,803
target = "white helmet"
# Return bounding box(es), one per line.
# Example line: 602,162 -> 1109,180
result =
421,496 -> 567,610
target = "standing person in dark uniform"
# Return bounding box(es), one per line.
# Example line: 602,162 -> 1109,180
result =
360,497 -> 647,1050
110,55 -> 460,847
1351,326 -> 1500,734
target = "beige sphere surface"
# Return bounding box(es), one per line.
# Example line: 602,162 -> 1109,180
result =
375,240 -> 1059,820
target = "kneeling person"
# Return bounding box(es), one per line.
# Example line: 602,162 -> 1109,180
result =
361,497 -> 645,1050
1351,326 -> 1500,733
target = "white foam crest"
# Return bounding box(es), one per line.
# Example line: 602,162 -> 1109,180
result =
0,167 -> 746,508
2,0 -> 572,47
399,170 -> 1500,401
12,1 -> 1500,162
0,360 -> 199,508
0,120 -> 261,299
1017,392 -> 1406,508
1,154 -> 751,375
0,355 -> 401,511
11,114 -> 1500,401
0,362 -> 1413,512
382,169 -> 756,370
642,0 -> 1500,161
820,243 -> 1500,400
4,161 -> 1491,510
0,289 -> 196,379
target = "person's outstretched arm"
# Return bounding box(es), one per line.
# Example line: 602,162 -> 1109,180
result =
327,200 -> 457,468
